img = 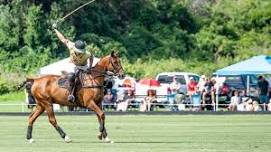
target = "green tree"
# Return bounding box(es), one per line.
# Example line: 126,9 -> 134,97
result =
0,5 -> 20,51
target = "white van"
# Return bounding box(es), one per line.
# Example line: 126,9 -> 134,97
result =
155,72 -> 200,95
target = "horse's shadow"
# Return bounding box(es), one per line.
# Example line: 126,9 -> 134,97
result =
73,141 -> 186,144
113,141 -> 185,144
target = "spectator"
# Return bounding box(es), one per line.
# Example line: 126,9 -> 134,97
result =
257,76 -> 269,110
169,76 -> 181,97
202,78 -> 215,111
187,77 -> 198,102
175,90 -> 186,111
167,87 -> 173,102
117,90 -> 135,112
111,88 -> 118,103
237,98 -> 246,111
116,88 -> 125,111
252,101 -> 262,111
220,82 -> 230,101
168,77 -> 181,111
175,90 -> 185,104
125,90 -> 137,110
267,100 -> 271,111
197,75 -> 207,94
245,99 -> 254,111
103,89 -> 115,110
140,89 -> 157,112
228,90 -> 241,111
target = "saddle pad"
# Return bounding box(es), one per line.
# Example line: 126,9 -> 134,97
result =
57,72 -> 102,89
58,77 -> 69,89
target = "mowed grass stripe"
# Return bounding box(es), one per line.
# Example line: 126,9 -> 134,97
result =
0,115 -> 271,152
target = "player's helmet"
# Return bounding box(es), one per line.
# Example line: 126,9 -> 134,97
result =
74,40 -> 86,53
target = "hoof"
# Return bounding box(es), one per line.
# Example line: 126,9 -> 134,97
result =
64,135 -> 72,143
103,137 -> 113,143
97,133 -> 103,140
27,138 -> 34,143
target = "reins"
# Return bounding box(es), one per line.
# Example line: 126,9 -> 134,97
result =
81,56 -> 118,88
109,57 -> 123,75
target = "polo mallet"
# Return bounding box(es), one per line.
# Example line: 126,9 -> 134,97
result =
55,0 -> 96,25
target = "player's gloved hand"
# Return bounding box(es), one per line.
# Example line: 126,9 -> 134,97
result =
52,23 -> 57,30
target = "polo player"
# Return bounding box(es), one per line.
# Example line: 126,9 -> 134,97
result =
52,23 -> 93,103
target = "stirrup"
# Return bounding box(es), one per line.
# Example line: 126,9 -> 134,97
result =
68,95 -> 75,103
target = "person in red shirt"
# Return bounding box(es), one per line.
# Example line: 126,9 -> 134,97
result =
187,77 -> 198,103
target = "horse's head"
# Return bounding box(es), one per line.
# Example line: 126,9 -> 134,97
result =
105,51 -> 125,79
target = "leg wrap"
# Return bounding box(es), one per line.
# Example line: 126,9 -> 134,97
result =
26,125 -> 33,140
99,123 -> 104,133
102,128 -> 108,138
55,125 -> 66,138
99,123 -> 107,138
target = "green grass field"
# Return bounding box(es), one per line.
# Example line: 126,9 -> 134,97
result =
0,115 -> 271,152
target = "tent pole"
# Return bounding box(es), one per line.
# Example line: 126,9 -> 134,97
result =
247,75 -> 250,96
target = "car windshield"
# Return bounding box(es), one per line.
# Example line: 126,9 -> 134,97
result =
188,75 -> 200,83
157,75 -> 186,84
223,75 -> 257,88
157,74 -> 199,85
243,75 -> 258,86
225,76 -> 242,85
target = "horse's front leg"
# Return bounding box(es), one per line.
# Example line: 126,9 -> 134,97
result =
88,102 -> 112,143
96,113 -> 107,140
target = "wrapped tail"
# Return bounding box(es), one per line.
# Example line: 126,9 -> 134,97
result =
17,78 -> 34,92
17,80 -> 27,90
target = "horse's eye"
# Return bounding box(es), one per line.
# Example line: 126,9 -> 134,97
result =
111,59 -> 117,64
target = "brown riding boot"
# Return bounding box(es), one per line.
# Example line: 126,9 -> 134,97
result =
67,73 -> 76,103
68,83 -> 75,103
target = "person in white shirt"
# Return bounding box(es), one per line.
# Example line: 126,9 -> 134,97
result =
228,90 -> 241,111
197,75 -> 207,93
169,76 -> 181,94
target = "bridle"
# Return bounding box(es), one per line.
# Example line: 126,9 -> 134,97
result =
86,56 -> 123,78
82,56 -> 124,88
108,56 -> 124,76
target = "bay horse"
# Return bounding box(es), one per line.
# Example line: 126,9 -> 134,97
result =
20,51 -> 124,143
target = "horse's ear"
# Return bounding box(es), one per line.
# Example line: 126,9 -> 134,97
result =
111,50 -> 119,58
110,51 -> 115,57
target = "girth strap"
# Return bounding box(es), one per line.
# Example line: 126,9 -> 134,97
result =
82,85 -> 104,88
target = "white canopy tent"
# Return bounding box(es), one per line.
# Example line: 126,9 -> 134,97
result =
39,57 -> 100,75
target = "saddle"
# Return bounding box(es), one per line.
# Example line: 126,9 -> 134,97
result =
57,70 -> 104,90
57,76 -> 70,89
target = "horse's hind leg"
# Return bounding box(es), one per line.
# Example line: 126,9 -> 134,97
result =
44,104 -> 71,143
26,105 -> 45,143
88,102 -> 112,143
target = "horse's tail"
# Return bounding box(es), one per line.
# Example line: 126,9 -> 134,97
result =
17,78 -> 34,92
17,80 -> 27,90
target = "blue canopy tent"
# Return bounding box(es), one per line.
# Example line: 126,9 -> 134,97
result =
213,55 -> 271,111
214,55 -> 271,75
